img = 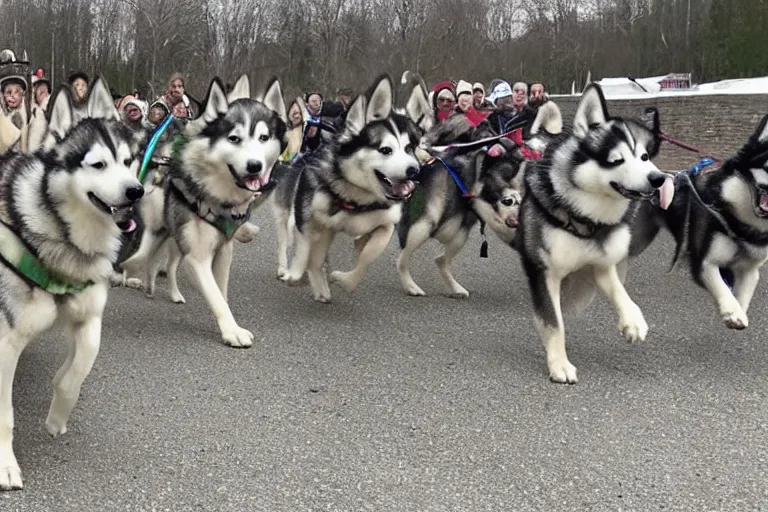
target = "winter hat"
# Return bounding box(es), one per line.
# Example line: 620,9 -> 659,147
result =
67,70 -> 89,85
513,82 -> 528,94
455,80 -> 472,98
472,82 -> 485,94
489,81 -> 513,105
123,97 -> 147,116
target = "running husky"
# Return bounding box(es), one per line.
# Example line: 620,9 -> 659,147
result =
120,75 -> 287,348
631,114 -> 768,331
518,84 -> 667,384
0,78 -> 143,490
396,101 -> 563,297
273,75 -> 420,302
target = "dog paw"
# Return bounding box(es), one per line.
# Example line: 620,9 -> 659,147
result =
548,360 -> 578,384
722,308 -> 748,330
169,291 -> 186,304
124,277 -> 143,290
234,223 -> 260,244
0,463 -> 23,491
280,273 -> 305,286
45,414 -> 68,438
329,271 -> 358,293
619,307 -> 648,343
221,326 -> 254,348
313,293 -> 332,303
446,287 -> 470,299
404,283 -> 426,297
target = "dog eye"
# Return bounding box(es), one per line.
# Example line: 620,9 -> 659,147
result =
379,147 -> 393,156
641,153 -> 649,161
123,159 -> 132,167
228,135 -> 241,144
501,198 -> 517,207
405,144 -> 414,154
259,134 -> 270,142
606,158 -> 625,167
91,162 -> 105,170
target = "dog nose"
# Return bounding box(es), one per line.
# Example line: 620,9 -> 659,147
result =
647,172 -> 667,189
125,184 -> 144,202
406,166 -> 420,180
246,161 -> 263,175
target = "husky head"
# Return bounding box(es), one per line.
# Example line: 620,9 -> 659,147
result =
184,76 -> 287,195
568,84 -> 667,203
338,74 -> 420,201
474,139 -> 523,229
42,77 -> 144,233
723,114 -> 768,219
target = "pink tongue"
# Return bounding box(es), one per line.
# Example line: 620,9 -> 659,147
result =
122,219 -> 137,233
391,181 -> 415,198
760,193 -> 768,211
488,144 -> 505,158
659,176 -> 675,210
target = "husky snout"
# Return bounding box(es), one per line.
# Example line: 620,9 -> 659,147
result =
647,172 -> 667,189
246,161 -> 263,175
406,166 -> 420,180
125,183 -> 144,202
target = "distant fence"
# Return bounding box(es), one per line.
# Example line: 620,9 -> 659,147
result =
551,94 -> 768,170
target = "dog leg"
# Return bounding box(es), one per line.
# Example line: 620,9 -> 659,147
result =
212,241 -> 234,301
306,230 -> 335,303
120,228 -> 163,288
330,224 -> 395,293
280,230 -> 310,285
593,264 -> 648,343
0,336 -> 25,490
46,314 -> 103,438
396,220 -> 432,297
700,262 -> 748,330
234,221 -> 260,244
275,210 -> 291,278
186,255 -> 254,347
732,265 -> 761,314
528,270 -> 576,383
166,242 -> 186,304
144,238 -> 171,298
436,229 -> 470,298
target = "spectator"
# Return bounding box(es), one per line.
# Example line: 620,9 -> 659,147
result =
485,81 -> 536,136
431,81 -> 456,124
472,82 -> 493,110
528,82 -> 549,109
118,95 -> 147,132
303,92 -> 325,152
156,73 -> 194,119
31,69 -> 51,110
146,101 -> 169,128
281,100 -> 304,162
68,70 -> 89,105
453,80 -> 488,127
1,78 -> 25,129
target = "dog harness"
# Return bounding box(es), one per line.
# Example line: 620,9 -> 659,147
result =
0,221 -> 93,294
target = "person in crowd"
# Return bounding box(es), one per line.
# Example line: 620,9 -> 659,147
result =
453,80 -> 488,126
431,81 -> 456,124
528,81 -> 549,109
1,77 -> 26,130
156,73 -> 194,119
146,101 -> 170,128
472,82 -> 493,110
31,69 -> 50,110
68,70 -> 89,119
281,100 -> 304,162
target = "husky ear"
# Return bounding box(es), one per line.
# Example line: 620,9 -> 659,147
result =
202,78 -> 229,123
86,77 -> 119,121
227,74 -> 251,102
404,73 -> 433,131
344,94 -> 367,136
366,75 -> 393,123
295,96 -> 310,124
573,83 -> 610,138
45,86 -> 75,145
530,101 -> 563,135
262,77 -> 287,124
754,114 -> 768,143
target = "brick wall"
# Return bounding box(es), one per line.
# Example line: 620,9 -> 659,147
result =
552,95 -> 768,170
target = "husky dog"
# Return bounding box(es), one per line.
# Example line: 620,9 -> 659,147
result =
273,75 -> 420,302
395,101 -> 563,297
631,114 -> 768,331
0,78 -> 143,490
120,75 -> 287,348
397,71 -> 434,135
518,84 -> 667,384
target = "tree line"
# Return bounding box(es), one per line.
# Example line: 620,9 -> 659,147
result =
0,0 -> 766,101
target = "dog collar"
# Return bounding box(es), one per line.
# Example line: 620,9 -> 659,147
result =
168,181 -> 251,240
0,222 -> 93,294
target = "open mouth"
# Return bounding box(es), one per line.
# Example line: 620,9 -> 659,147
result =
228,164 -> 274,193
88,192 -> 137,233
610,182 -> 654,201
754,186 -> 768,218
375,171 -> 416,200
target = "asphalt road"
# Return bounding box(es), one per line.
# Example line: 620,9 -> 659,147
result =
3,207 -> 768,511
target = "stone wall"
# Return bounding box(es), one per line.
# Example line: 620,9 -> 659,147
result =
551,95 -> 768,170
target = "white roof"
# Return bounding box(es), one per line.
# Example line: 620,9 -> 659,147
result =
552,75 -> 768,99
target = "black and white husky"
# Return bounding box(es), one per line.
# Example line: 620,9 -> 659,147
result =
120,75 -> 287,348
0,78 -> 144,490
396,102 -> 563,297
518,84 -> 668,384
272,75 -> 421,302
632,114 -> 768,331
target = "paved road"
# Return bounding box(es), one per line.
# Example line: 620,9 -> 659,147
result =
4,208 -> 768,511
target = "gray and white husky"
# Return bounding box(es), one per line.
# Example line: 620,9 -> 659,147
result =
631,113 -> 768,331
396,102 -> 563,297
518,84 -> 667,384
0,78 -> 144,490
272,75 -> 421,302
120,75 -> 287,348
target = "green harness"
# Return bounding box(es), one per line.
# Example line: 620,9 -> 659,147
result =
0,222 -> 93,295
